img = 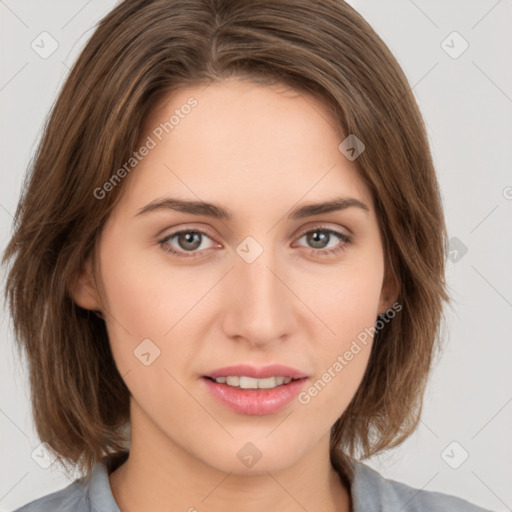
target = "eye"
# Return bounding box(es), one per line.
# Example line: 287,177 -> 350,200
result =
159,229 -> 218,258
159,226 -> 352,259
294,227 -> 352,257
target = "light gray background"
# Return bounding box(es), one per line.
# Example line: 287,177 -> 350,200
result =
1,1 -> 511,511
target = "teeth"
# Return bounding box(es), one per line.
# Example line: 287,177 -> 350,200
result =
212,376 -> 293,389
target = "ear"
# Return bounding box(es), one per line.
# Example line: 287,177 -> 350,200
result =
69,256 -> 102,311
377,264 -> 400,316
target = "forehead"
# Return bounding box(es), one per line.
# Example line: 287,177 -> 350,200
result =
119,78 -> 373,217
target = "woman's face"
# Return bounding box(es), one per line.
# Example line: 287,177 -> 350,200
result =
76,78 -> 393,474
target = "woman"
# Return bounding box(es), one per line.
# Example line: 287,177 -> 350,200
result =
3,0 -> 493,510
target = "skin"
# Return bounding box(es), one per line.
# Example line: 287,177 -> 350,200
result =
73,78 -> 397,512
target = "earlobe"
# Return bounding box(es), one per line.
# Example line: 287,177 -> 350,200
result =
378,267 -> 400,316
69,257 -> 102,311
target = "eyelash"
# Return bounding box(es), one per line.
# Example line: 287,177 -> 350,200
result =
158,226 -> 352,259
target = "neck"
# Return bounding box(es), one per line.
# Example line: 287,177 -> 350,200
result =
108,415 -> 352,512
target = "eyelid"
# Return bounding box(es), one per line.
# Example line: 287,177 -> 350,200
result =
291,225 -> 352,256
158,223 -> 352,258
294,222 -> 351,240
159,226 -> 220,247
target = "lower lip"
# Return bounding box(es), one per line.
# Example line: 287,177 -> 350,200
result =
201,377 -> 308,415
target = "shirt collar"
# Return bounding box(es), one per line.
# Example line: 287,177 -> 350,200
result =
87,451 -> 128,512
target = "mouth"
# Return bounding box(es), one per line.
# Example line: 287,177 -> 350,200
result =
200,368 -> 309,415
203,363 -> 309,381
202,375 -> 303,390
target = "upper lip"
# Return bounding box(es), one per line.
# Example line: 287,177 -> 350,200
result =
204,364 -> 308,380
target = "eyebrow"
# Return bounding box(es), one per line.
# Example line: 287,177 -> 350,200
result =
135,196 -> 370,220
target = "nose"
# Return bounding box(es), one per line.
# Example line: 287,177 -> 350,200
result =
221,246 -> 297,348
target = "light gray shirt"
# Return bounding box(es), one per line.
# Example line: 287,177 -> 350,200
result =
13,451 -> 494,511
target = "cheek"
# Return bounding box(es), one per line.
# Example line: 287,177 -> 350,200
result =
298,346 -> 372,432
97,232 -> 213,381
295,253 -> 383,415
96,232 -> 166,373
99,230 -> 179,333
298,277 -> 378,423
298,251 -> 384,348
331,272 -> 383,343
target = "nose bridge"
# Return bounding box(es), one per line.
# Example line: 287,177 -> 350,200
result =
223,240 -> 295,344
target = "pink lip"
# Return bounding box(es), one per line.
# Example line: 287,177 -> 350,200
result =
204,364 -> 308,380
201,376 -> 308,415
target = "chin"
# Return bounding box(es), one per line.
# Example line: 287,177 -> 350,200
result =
188,434 -> 312,476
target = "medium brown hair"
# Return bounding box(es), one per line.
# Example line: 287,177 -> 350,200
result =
2,0 -> 449,481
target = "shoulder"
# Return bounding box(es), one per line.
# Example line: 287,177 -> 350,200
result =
12,457 -> 121,512
12,479 -> 89,512
350,461 -> 495,512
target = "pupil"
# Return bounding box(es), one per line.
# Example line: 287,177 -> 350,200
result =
179,232 -> 201,251
308,230 -> 328,249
